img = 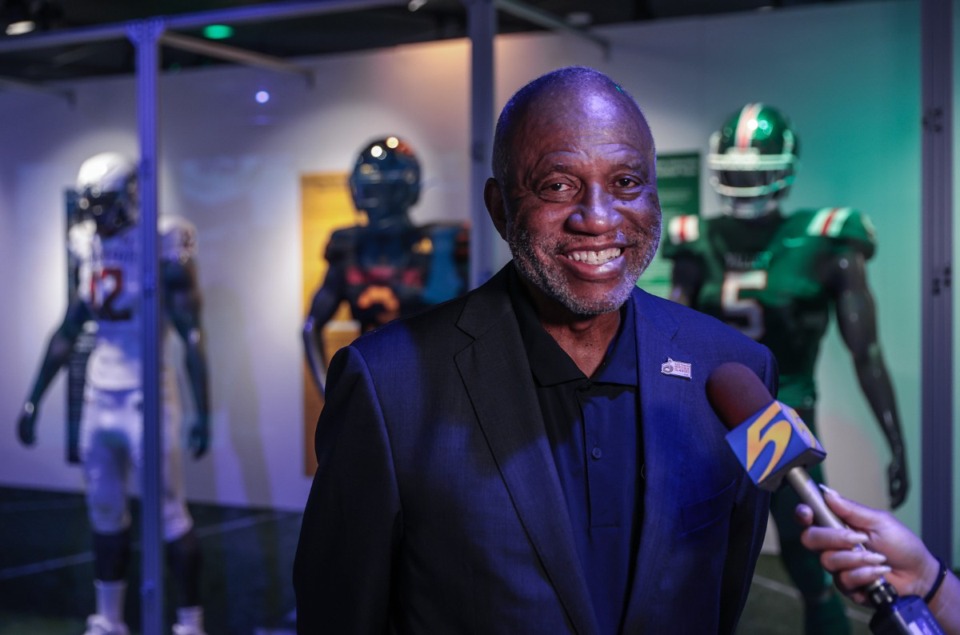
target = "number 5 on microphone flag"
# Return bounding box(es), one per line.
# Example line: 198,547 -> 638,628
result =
725,400 -> 827,491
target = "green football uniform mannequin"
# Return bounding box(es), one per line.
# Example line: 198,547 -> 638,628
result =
666,206 -> 908,634
667,103 -> 908,635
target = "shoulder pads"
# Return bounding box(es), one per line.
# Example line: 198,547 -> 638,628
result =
159,215 -> 198,263
661,214 -> 701,259
68,219 -> 97,261
324,226 -> 360,263
804,207 -> 877,257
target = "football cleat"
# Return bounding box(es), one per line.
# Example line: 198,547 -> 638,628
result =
83,613 -> 129,635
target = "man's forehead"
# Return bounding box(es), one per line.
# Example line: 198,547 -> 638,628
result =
583,91 -> 625,118
521,84 -> 643,130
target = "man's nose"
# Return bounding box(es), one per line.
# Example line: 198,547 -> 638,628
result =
568,183 -> 622,233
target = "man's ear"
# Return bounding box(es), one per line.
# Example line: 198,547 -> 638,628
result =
484,177 -> 508,240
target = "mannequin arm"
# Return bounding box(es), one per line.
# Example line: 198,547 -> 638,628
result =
831,252 -> 908,508
164,258 -> 211,459
303,270 -> 345,398
17,298 -> 91,445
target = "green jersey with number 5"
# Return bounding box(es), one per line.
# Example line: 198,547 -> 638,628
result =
662,207 -> 877,410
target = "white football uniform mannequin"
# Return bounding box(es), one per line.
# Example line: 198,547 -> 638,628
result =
73,216 -> 197,540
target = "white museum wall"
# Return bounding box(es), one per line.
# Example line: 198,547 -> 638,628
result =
0,0 -> 926,543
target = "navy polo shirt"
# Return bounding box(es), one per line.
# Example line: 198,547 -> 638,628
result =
509,273 -> 643,635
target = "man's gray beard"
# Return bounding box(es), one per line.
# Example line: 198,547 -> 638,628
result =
508,225 -> 660,317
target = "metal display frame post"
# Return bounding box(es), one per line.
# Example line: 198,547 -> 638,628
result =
465,0 -> 497,289
128,18 -> 166,635
920,0 -> 954,566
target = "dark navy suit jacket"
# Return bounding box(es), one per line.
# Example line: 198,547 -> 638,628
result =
294,263 -> 776,634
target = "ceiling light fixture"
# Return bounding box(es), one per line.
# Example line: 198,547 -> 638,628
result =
5,18 -> 34,35
2,0 -> 34,35
203,24 -> 235,40
1,0 -> 63,36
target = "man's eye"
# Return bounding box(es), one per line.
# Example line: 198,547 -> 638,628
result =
615,177 -> 640,188
537,181 -> 574,199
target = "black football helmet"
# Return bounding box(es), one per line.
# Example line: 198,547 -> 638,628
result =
348,136 -> 421,226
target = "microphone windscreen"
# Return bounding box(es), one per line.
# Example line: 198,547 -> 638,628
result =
706,361 -> 774,430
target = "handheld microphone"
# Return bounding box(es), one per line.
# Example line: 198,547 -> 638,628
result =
706,362 -> 944,635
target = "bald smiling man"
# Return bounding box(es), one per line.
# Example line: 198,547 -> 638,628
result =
294,66 -> 777,635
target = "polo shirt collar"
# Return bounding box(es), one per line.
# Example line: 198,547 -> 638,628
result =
507,268 -> 637,387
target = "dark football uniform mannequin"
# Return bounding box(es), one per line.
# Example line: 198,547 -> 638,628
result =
302,137 -> 468,396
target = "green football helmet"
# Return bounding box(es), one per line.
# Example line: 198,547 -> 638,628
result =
708,103 -> 799,218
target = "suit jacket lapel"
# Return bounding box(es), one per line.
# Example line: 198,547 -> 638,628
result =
622,290 -> 688,629
455,266 -> 599,635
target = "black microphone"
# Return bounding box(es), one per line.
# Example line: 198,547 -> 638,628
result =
706,362 -> 944,635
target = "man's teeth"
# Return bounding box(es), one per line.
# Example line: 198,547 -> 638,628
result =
566,248 -> 622,265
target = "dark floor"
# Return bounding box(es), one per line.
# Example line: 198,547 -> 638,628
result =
741,562 -> 871,635
0,486 -> 299,635
0,485 -> 873,635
